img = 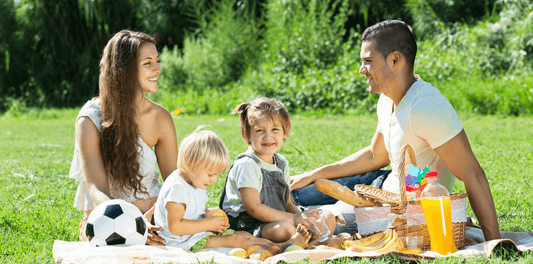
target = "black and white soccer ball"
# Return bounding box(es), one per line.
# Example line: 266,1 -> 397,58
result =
85,199 -> 148,247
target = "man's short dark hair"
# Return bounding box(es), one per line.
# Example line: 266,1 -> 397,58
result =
361,20 -> 417,71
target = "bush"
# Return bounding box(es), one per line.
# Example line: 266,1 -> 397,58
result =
407,0 -> 498,39
344,0 -> 412,31
258,0 -> 382,114
263,0 -> 350,74
148,77 -> 260,115
136,0 -> 197,48
0,0 -> 143,111
436,76 -> 533,116
260,41 -> 378,114
158,46 -> 188,92
414,0 -> 533,116
178,0 -> 262,91
152,0 -> 533,117
416,0 -> 533,80
3,0 -> 533,117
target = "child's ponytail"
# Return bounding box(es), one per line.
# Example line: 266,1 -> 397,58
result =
232,102 -> 249,115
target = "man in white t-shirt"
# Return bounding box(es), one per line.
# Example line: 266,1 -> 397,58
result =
290,20 -> 500,241
376,74 -> 462,194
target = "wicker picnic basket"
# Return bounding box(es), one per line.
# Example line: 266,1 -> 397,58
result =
353,144 -> 467,251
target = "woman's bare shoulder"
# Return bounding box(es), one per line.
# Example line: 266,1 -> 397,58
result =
140,99 -> 175,137
137,100 -> 175,147
145,99 -> 173,122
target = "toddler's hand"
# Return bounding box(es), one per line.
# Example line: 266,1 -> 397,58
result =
208,216 -> 230,234
205,208 -> 229,221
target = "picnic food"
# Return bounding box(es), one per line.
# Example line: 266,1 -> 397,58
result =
326,237 -> 344,249
208,208 -> 229,222
314,179 -> 381,207
343,228 -> 403,253
248,248 -> 273,260
85,199 -> 148,247
351,145 -> 468,251
285,244 -> 304,252
246,245 -> 265,257
353,184 -> 403,206
345,230 -> 388,248
228,248 -> 247,258
374,228 -> 404,253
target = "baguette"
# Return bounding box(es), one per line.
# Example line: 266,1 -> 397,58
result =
314,179 -> 380,207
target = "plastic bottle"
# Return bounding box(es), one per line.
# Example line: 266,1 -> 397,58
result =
309,209 -> 332,242
420,171 -> 458,255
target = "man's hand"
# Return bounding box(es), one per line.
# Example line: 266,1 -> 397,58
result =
290,172 -> 315,191
290,131 -> 389,193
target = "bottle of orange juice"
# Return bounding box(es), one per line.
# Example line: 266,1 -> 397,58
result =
420,172 -> 457,255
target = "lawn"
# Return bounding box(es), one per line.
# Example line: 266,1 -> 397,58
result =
0,110 -> 532,263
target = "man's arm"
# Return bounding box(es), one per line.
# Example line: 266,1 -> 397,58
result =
290,130 -> 390,191
434,129 -> 501,241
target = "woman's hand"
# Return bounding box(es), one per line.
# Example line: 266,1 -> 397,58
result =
146,225 -> 166,246
143,205 -> 166,246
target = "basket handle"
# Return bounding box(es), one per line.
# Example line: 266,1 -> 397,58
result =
398,144 -> 417,208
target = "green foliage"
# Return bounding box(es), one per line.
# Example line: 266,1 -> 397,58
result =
407,0 -> 498,38
148,80 -> 258,115
412,0 -> 533,116
345,0 -> 412,30
159,0 -> 263,92
0,0 -> 143,111
263,0 -> 350,74
3,0 -> 533,117
0,0 -> 15,78
260,41 -> 379,114
437,76 -> 533,116
257,0 -> 380,114
158,46 -> 188,92
136,0 -> 197,48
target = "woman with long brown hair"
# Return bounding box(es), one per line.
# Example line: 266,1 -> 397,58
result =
69,30 -> 178,245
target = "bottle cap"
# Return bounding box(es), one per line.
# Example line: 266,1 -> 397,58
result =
425,171 -> 438,178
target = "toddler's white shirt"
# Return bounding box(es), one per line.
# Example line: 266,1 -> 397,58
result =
153,170 -> 211,248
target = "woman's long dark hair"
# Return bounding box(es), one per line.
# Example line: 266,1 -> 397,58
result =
99,30 -> 155,198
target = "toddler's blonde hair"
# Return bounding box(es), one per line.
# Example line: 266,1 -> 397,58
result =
232,97 -> 291,145
177,129 -> 230,175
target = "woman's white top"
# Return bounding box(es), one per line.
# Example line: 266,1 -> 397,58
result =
69,99 -> 162,211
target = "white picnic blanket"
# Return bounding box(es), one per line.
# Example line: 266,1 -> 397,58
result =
53,226 -> 533,263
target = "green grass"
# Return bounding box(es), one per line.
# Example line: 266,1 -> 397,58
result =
0,111 -> 532,263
